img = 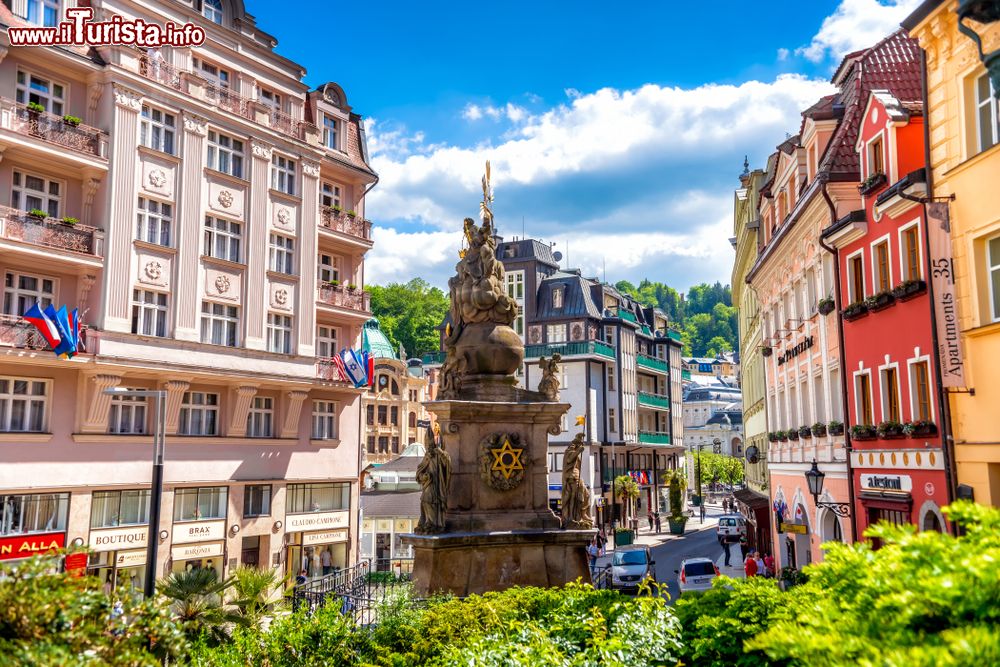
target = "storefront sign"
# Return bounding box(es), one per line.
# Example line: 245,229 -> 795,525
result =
286,510 -> 349,532
0,532 -> 65,561
172,520 -> 225,544
115,549 -> 148,567
302,529 -> 349,546
779,523 -> 807,535
90,525 -> 149,552
171,541 -> 224,561
926,202 -> 966,388
777,336 -> 814,366
65,552 -> 88,576
860,474 -> 912,493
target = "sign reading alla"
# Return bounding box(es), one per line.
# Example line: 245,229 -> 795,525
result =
926,202 -> 966,388
173,520 -> 225,544
302,529 -> 349,546
171,541 -> 224,561
777,336 -> 814,366
90,525 -> 148,552
861,474 -> 912,493
286,510 -> 349,532
0,532 -> 65,561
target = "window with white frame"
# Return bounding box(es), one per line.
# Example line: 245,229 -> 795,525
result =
806,269 -> 817,314
207,130 -> 244,178
318,253 -> 339,283
258,87 -> 281,112
22,0 -> 60,26
139,105 -> 175,155
505,270 -> 525,338
266,313 -> 293,354
178,392 -> 219,436
136,197 -> 172,247
269,234 -> 294,274
15,69 -> 64,114
607,365 -> 615,391
90,490 -> 150,528
270,154 -> 296,195
880,365 -> 901,423
12,171 -> 60,218
989,235 -> 1000,322
131,289 -> 168,337
873,239 -> 891,294
108,391 -> 147,434
312,400 -> 337,439
547,324 -> 567,343
316,325 -> 338,357
204,216 -> 242,263
847,253 -> 866,304
974,72 -> 999,154
3,272 -> 54,315
202,0 -> 223,24
192,58 -> 230,88
854,371 -> 873,426
604,325 -> 615,346
200,301 -> 239,346
246,396 -> 273,437
0,377 -> 47,432
323,115 -> 338,150
900,223 -> 922,282
909,359 -> 933,422
320,182 -> 342,209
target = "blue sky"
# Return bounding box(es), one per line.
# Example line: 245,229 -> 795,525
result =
251,0 -> 921,292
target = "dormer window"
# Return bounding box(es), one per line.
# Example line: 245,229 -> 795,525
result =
323,115 -> 338,151
203,0 -> 224,24
869,137 -> 884,176
552,286 -> 564,309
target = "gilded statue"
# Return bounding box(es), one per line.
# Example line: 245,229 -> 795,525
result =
537,353 -> 562,401
415,426 -> 452,534
561,432 -> 594,529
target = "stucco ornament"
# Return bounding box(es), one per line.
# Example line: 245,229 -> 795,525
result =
143,260 -> 162,281
214,275 -> 230,294
479,432 -> 527,491
217,190 -> 234,208
147,169 -> 167,188
274,288 -> 289,306
277,208 -> 291,227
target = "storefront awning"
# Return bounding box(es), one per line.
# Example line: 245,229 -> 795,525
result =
733,488 -> 770,510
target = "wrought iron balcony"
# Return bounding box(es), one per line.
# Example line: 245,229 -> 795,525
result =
315,357 -> 353,384
0,314 -> 91,353
138,55 -> 183,90
316,283 -> 371,314
637,392 -> 670,409
0,206 -> 104,257
636,354 -> 668,373
0,98 -> 108,160
638,431 -> 672,445
320,207 -> 373,243
524,340 -> 616,360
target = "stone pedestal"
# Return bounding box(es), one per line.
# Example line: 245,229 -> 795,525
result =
404,399 -> 596,596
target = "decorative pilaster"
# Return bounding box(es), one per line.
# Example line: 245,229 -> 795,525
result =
280,390 -> 309,438
162,380 -> 191,435
98,84 -> 142,333
245,140 -> 273,350
297,160 -> 320,357
80,374 -> 123,433
77,274 -> 97,315
227,385 -> 259,437
175,113 -> 207,342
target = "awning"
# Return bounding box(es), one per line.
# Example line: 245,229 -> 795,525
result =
733,488 -> 770,510
859,491 -> 912,510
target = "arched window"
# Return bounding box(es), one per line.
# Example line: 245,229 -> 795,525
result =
391,380 -> 399,395
203,0 -> 224,24
922,508 -> 943,533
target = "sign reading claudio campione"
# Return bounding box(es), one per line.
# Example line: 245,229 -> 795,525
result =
926,202 -> 966,388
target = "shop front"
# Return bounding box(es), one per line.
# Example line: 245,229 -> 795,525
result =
733,488 -> 772,556
284,482 -> 352,582
287,527 -> 349,580
0,532 -> 65,565
87,524 -> 149,596
0,491 -> 69,569
169,519 -> 226,578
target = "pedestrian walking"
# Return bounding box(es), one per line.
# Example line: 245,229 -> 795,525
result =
721,535 -> 734,567
744,551 -> 758,577
764,553 -> 775,578
739,533 -> 749,560
700,502 -> 706,523
755,552 -> 765,576
654,511 -> 662,533
586,538 -> 600,572
647,511 -> 654,531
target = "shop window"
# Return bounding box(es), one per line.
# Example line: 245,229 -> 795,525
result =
286,482 -> 350,513
91,490 -> 150,529
0,492 -> 68,536
172,486 -> 227,521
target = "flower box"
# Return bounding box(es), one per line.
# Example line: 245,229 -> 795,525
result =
858,172 -> 887,196
843,301 -> 868,321
818,298 -> 836,316
614,529 -> 635,546
866,291 -> 896,312
762,346 -> 773,357
667,518 -> 687,536
892,279 -> 927,301
811,423 -> 828,437
851,424 -> 876,441
904,420 -> 938,438
787,430 -> 799,441
799,426 -> 812,439
876,421 -> 905,439
768,432 -> 779,443
828,421 -> 844,436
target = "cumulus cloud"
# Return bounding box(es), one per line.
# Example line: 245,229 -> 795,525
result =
777,47 -> 790,61
796,0 -> 920,63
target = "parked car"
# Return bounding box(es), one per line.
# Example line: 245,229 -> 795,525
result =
675,557 -> 720,593
610,545 -> 655,593
716,514 -> 747,541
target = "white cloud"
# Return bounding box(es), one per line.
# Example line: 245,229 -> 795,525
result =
462,104 -> 483,120
777,47 -> 790,61
796,0 -> 920,63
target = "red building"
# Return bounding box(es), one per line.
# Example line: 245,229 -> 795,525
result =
822,89 -> 952,537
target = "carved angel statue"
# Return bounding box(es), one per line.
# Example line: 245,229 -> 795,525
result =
561,432 -> 594,529
537,353 -> 562,401
415,425 -> 452,534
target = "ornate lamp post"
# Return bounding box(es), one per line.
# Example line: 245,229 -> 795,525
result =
804,459 -> 851,518
956,0 -> 1000,100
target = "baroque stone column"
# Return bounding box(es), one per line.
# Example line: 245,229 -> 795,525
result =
227,385 -> 259,437
80,374 -> 123,433
162,380 -> 191,435
245,139 -> 272,350
99,85 -> 142,332
297,160 -> 320,357
174,113 -> 207,342
281,390 -> 309,438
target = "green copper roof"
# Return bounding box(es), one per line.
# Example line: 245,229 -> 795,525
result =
362,318 -> 397,359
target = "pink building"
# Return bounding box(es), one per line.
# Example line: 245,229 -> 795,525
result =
0,0 -> 375,589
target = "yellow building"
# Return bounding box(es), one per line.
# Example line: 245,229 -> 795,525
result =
905,1 -> 1000,504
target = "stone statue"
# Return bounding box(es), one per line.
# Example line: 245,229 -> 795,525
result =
439,162 -> 524,399
537,353 -> 562,401
415,426 -> 452,534
561,432 -> 594,529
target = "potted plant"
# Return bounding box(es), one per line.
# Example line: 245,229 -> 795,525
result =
62,114 -> 82,127
903,420 -> 938,437
346,209 -> 357,218
768,432 -> 779,443
328,279 -> 341,287
876,420 -> 905,439
858,172 -> 887,195
26,208 -> 48,220
828,420 -> 844,436
61,216 -> 79,226
799,425 -> 812,439
346,283 -> 358,291
614,526 -> 634,546
26,101 -> 45,115
843,300 -> 868,321
761,345 -> 773,357
666,469 -> 688,536
866,290 -> 896,312
851,423 -> 877,440
787,429 -> 799,441
891,279 -> 928,301
811,422 -> 827,437
817,296 -> 836,316
614,474 -> 640,537
779,565 -> 808,589
776,430 -> 788,442
332,204 -> 343,214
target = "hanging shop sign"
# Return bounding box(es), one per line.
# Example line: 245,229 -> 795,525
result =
777,336 -> 814,366
90,525 -> 149,552
0,532 -> 65,561
302,529 -> 349,546
926,202 -> 966,388
779,523 -> 807,535
171,541 -> 224,561
285,510 -> 350,532
172,520 -> 225,544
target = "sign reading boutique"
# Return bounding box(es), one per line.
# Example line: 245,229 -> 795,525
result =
89,526 -> 148,552
285,510 -> 349,532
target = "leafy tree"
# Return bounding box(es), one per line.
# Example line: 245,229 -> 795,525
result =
157,567 -> 236,643
369,278 -> 450,357
614,474 -> 641,526
689,452 -> 744,488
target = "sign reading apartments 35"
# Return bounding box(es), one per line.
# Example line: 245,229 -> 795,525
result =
9,7 -> 206,48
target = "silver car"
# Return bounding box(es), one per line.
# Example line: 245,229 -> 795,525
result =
676,557 -> 719,593
610,545 -> 655,592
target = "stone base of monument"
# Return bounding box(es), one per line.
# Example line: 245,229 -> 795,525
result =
405,530 -> 595,597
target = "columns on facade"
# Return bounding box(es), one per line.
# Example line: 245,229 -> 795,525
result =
297,160 -> 320,358
245,139 -> 272,350
281,390 -> 310,438
79,373 -> 124,433
162,379 -> 192,435
227,385 -> 259,437
99,84 -> 142,333
175,113 -> 207,342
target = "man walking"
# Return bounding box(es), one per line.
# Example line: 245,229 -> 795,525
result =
654,512 -> 662,533
721,534 -> 734,567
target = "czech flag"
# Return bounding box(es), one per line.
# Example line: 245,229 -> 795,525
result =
22,302 -> 62,350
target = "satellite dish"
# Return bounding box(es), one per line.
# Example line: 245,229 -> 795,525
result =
553,251 -> 563,261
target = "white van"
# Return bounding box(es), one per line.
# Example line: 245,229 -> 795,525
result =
716,514 -> 747,541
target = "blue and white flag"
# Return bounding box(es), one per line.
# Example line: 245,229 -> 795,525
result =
340,348 -> 368,388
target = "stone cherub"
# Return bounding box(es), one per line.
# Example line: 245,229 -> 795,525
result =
415,425 -> 452,534
537,353 -> 562,401
561,432 -> 594,529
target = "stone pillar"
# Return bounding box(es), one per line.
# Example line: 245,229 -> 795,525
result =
79,373 -> 123,433
175,113 -> 207,342
162,379 -> 191,435
227,385 -> 259,437
281,390 -> 309,438
245,140 -> 272,350
99,85 -> 141,333
297,160 -> 320,357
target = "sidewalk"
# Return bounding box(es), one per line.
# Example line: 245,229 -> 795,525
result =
715,553 -> 746,579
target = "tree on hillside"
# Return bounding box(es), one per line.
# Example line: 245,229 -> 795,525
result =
368,279 -> 449,357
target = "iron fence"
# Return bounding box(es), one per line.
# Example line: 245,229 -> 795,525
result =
291,558 -> 420,626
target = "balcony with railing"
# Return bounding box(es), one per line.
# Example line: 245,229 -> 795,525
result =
320,207 -> 373,245
638,431 -> 672,445
0,314 -> 91,353
317,282 -> 371,315
637,392 -> 670,410
524,340 -> 616,360
636,354 -> 668,373
0,206 -> 104,258
0,99 -> 108,161
315,357 -> 353,384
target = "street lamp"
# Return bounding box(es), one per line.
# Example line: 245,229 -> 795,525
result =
104,388 -> 166,599
956,0 -> 1000,101
804,459 -> 851,518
